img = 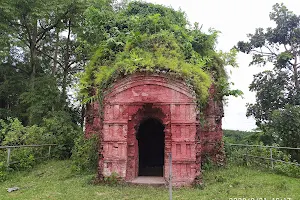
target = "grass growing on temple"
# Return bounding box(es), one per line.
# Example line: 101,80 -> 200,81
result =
0,160 -> 299,200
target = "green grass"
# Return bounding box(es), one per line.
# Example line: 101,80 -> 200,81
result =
0,160 -> 299,200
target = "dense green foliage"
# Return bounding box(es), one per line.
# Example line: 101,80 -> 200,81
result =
71,134 -> 99,173
0,0 -> 86,125
224,129 -> 300,178
267,105 -> 300,161
0,116 -> 81,181
0,0 -> 87,165
237,3 -> 300,122
237,3 -> 300,126
0,115 -> 81,157
226,144 -> 300,178
0,0 -> 100,175
79,1 -> 241,108
223,129 -> 273,145
237,3 -> 300,159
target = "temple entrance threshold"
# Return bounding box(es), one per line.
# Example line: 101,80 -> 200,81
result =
130,176 -> 165,186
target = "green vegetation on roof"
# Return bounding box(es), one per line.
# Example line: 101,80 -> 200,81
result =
79,1 -> 241,107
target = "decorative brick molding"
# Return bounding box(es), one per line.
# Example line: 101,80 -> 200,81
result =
85,73 -> 224,186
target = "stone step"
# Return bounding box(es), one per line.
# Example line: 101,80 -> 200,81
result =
128,176 -> 166,186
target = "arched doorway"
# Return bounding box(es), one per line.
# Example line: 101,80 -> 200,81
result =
137,118 -> 165,176
97,74 -> 200,185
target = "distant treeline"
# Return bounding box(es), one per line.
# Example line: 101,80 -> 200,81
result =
223,129 -> 273,145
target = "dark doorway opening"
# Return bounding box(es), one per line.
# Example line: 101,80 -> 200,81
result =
137,118 -> 165,176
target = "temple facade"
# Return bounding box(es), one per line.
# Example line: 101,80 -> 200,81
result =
85,73 -> 224,186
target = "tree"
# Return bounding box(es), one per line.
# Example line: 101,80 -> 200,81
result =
0,0 -> 75,86
0,0 -> 117,163
0,0 -> 75,124
237,3 -> 300,127
39,1 -> 88,108
267,105 -> 300,161
237,4 -> 300,157
0,0 -> 93,125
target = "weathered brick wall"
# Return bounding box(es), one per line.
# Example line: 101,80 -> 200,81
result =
199,85 -> 225,166
85,102 -> 101,137
84,73 -> 224,186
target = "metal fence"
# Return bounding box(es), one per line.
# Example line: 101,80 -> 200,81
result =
0,144 -> 57,167
226,143 -> 300,169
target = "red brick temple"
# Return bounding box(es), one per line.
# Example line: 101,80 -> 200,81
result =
85,73 -> 224,186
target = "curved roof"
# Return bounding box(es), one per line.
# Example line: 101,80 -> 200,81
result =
104,73 -> 197,104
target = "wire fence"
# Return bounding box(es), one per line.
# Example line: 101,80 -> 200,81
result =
0,144 -> 57,167
226,143 -> 300,169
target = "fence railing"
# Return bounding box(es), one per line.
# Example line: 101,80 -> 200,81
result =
226,143 -> 300,169
0,144 -> 57,167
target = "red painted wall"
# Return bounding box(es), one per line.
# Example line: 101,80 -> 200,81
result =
85,73 -> 224,186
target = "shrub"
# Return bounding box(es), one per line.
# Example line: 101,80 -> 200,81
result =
226,142 -> 300,178
201,156 -> 215,171
71,134 -> 99,173
13,149 -> 36,170
0,162 -> 7,182
225,143 -> 248,166
103,172 -> 122,186
41,111 -> 81,159
267,105 -> 300,162
0,116 -> 80,172
274,162 -> 300,178
0,118 -> 26,146
0,118 -> 42,170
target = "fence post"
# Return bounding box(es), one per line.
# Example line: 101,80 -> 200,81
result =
245,147 -> 248,166
169,152 -> 172,200
7,148 -> 11,167
48,146 -> 52,158
270,148 -> 274,169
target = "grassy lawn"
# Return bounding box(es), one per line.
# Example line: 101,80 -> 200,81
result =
0,160 -> 299,200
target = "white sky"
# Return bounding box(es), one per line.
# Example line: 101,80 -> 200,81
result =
144,0 -> 300,131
